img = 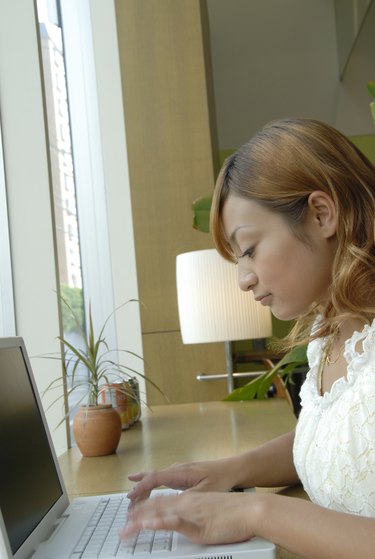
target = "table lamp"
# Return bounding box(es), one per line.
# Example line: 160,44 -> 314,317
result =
176,249 -> 273,393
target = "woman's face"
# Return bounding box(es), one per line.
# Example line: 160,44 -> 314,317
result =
221,194 -> 336,321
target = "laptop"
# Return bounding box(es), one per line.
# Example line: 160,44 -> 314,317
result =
0,337 -> 276,559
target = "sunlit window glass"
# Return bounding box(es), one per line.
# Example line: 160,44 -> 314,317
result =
36,0 -> 88,421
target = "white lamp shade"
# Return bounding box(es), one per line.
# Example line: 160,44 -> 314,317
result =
176,249 -> 272,344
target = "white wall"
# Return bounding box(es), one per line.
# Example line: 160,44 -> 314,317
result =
206,0 -> 340,149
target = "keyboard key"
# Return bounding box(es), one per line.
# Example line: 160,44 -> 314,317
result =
151,539 -> 172,552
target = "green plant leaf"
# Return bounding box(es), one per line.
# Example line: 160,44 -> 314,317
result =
60,293 -> 86,342
60,285 -> 84,333
105,359 -> 168,399
223,345 -> 307,402
224,377 -> 260,401
192,196 -> 212,232
371,102 -> 375,126
275,345 -> 307,368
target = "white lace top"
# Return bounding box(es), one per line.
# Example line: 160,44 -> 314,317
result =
293,318 -> 375,517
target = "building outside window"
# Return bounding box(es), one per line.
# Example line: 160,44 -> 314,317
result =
37,0 -> 86,418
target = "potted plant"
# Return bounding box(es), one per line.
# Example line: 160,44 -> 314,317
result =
44,296 -> 163,457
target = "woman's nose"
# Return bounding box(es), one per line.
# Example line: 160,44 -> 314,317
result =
238,270 -> 257,292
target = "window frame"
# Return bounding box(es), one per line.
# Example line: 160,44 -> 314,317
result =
0,119 -> 16,337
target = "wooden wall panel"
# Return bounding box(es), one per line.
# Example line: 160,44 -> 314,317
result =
143,331 -> 228,405
115,0 -> 226,404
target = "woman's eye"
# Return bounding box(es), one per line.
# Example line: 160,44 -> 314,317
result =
239,247 -> 255,259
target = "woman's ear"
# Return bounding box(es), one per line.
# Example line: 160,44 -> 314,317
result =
307,191 -> 337,238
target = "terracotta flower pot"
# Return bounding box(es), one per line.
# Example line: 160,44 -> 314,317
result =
72,404 -> 122,457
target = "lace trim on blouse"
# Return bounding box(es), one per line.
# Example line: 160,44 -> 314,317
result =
293,318 -> 375,516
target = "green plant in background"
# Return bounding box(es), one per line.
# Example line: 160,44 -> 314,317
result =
60,284 -> 84,333
224,345 -> 307,401
192,196 -> 212,232
368,81 -> 375,124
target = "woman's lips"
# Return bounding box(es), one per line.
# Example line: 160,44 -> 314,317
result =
255,293 -> 272,306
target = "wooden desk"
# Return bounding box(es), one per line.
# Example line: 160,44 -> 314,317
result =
59,400 -> 294,497
58,400 -> 307,559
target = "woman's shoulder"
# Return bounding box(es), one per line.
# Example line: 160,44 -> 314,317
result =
344,317 -> 375,383
301,317 -> 375,409
345,317 -> 375,363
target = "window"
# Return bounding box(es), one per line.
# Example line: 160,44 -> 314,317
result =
35,0 -> 141,435
37,0 -> 86,421
1,0 -> 144,449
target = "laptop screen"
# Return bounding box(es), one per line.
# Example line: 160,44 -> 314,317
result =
0,344 -> 63,555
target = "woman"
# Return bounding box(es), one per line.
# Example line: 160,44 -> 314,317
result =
122,119 -> 375,558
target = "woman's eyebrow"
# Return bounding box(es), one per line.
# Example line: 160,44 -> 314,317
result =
229,224 -> 253,242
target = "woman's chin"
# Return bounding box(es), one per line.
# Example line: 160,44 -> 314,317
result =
271,307 -> 300,322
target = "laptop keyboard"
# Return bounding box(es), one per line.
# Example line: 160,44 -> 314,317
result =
71,495 -> 174,558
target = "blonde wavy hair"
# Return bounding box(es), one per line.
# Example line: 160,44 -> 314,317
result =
210,118 -> 375,347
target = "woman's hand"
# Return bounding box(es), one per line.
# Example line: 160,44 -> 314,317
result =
127,458 -> 239,503
121,491 -> 261,545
